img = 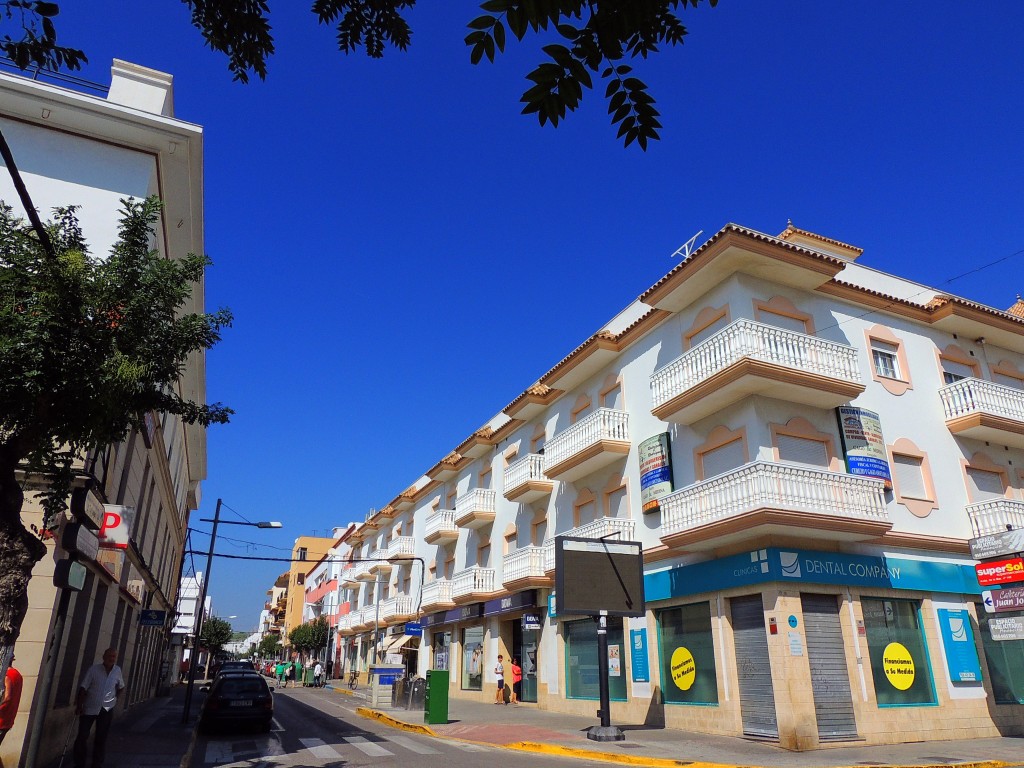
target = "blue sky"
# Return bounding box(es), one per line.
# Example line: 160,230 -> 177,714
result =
51,1 -> 1024,632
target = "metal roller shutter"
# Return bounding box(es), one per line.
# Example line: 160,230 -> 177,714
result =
800,593 -> 858,741
731,595 -> 778,739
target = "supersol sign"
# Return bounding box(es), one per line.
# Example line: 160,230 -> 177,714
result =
975,557 -> 1024,587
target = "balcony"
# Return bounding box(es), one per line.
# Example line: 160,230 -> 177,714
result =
966,498 -> 1024,537
939,378 -> 1024,449
340,566 -> 359,588
659,461 -> 890,550
424,509 -> 459,544
543,408 -> 630,482
355,561 -> 375,582
337,614 -> 355,635
452,566 -> 496,603
378,596 -> 415,624
387,535 -> 416,560
421,579 -> 454,612
543,517 -> 636,572
369,548 -> 392,575
503,546 -> 552,590
455,489 -> 496,530
650,320 -> 864,425
504,454 -> 554,503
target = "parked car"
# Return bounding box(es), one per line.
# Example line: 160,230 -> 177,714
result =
262,661 -> 275,677
215,660 -> 255,676
199,671 -> 274,732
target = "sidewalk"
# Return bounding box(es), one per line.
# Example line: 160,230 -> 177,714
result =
330,683 -> 1024,768
43,683 -> 198,768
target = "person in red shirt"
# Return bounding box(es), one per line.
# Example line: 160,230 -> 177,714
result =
510,657 -> 523,706
0,658 -> 24,744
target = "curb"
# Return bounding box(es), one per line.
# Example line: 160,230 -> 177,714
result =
178,722 -> 199,768
352,708 -> 1024,768
327,685 -> 356,697
355,707 -> 436,737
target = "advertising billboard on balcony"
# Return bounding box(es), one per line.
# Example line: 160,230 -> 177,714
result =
638,433 -> 674,514
836,406 -> 891,488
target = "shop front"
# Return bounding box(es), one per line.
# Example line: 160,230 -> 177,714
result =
423,602 -> 486,695
483,590 -> 543,703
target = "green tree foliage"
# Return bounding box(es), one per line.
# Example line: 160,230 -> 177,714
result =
1,0 -> 719,148
287,616 -> 329,657
199,616 -> 234,655
257,634 -> 282,658
0,197 -> 230,653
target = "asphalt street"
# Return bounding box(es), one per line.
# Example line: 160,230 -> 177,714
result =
190,686 -> 570,768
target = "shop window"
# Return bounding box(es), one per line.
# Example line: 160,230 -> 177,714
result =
657,602 -> 718,705
564,619 -> 627,701
861,597 -> 936,706
462,626 -> 484,690
433,631 -> 451,671
977,610 -> 1024,704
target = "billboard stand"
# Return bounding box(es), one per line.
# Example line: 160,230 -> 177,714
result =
587,610 -> 624,742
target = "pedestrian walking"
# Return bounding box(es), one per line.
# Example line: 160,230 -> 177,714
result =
275,661 -> 284,688
313,661 -> 323,688
494,654 -> 506,705
177,659 -> 189,684
286,661 -> 295,689
510,657 -> 522,706
0,657 -> 24,744
73,647 -> 126,768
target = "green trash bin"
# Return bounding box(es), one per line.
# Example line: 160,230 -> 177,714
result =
424,669 -> 449,725
303,667 -> 315,687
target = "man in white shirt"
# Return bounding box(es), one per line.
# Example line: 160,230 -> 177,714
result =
494,654 -> 505,705
313,661 -> 324,687
73,648 -> 126,768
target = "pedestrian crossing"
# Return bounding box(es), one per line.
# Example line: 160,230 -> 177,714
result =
201,730 -> 492,765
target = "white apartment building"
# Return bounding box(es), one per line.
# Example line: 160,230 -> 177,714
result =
1,61 -> 208,767
337,223 -> 1024,750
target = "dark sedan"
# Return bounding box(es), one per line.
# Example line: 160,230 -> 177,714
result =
199,671 -> 274,732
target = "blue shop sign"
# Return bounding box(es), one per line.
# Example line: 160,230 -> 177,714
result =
630,628 -> 650,683
937,608 -> 983,684
646,548 -> 982,602
405,621 -> 423,638
483,590 -> 537,617
423,602 -> 484,628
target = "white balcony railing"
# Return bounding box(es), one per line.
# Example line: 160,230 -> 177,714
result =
455,488 -> 496,518
378,596 -> 413,622
421,579 -> 453,608
660,461 -> 888,538
503,545 -> 548,583
543,408 -> 630,474
340,566 -> 358,586
504,453 -> 547,492
966,498 -> 1024,537
369,548 -> 391,573
939,378 -> 1024,424
425,509 -> 458,540
387,536 -> 415,560
452,566 -> 495,599
354,561 -> 374,580
543,517 -> 636,572
650,319 -> 861,411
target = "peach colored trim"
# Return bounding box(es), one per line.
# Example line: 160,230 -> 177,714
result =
934,343 -> 981,382
753,296 -> 815,334
870,532 -> 972,555
959,452 -> 1011,503
887,437 -> 938,518
542,440 -> 630,480
502,442 -> 521,466
777,223 -> 863,259
602,475 -> 631,519
865,324 -> 913,396
694,425 -> 749,481
684,304 -> 730,349
993,359 -> 1024,386
769,417 -> 842,471
1017,469 -> 1024,501
573,488 -> 597,527
570,394 -> 592,424
478,464 -> 493,489
530,423 -> 546,453
503,526 -> 517,555
599,373 -> 624,409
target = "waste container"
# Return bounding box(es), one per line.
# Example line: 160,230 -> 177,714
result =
424,669 -> 449,725
391,676 -> 407,707
303,667 -> 315,687
369,664 -> 404,708
409,677 -> 426,710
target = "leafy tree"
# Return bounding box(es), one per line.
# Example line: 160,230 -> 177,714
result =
308,615 -> 329,656
0,197 -> 230,678
257,634 -> 282,658
0,0 -> 720,148
198,615 -> 234,656
287,622 -> 311,656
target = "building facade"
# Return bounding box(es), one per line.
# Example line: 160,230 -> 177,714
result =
1,61 -> 208,767
280,536 -> 335,652
337,223 -> 1024,749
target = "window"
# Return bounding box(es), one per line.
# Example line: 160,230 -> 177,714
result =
461,626 -> 484,690
777,434 -> 830,468
476,540 -> 490,567
754,296 -> 813,335
685,305 -> 729,349
479,466 -> 492,489
605,484 -> 629,519
564,619 -> 627,701
296,573 -> 305,586
966,466 -> 1007,501
530,424 -> 546,454
978,610 -> 1024,704
657,602 -> 718,705
888,439 -> 937,518
871,339 -> 900,379
504,528 -> 517,555
941,359 -> 975,385
600,374 -> 624,410
699,439 -> 745,479
574,490 -> 598,527
446,488 -> 457,510
297,547 -> 308,561
861,598 -> 936,706
571,394 -> 592,424
531,512 -> 547,545
892,454 -> 927,498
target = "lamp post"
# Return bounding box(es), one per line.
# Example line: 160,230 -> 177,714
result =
182,498 -> 282,723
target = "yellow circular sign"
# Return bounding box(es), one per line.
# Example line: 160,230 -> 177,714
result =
670,646 -> 696,691
882,642 -> 915,690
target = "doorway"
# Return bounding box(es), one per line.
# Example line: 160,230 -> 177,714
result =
511,618 -> 539,702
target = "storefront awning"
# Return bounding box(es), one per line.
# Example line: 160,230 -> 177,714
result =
381,634 -> 416,654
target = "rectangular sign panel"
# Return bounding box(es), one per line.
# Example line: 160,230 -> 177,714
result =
99,505 -> 135,550
836,406 -> 892,488
975,557 -> 1024,587
630,628 -> 650,683
139,609 -> 166,626
638,433 -> 674,514
937,608 -> 982,683
982,587 -> 1024,613
970,530 -> 1024,561
989,615 -> 1024,641
555,537 -> 645,617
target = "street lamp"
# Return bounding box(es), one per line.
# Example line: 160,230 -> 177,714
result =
182,498 -> 282,723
